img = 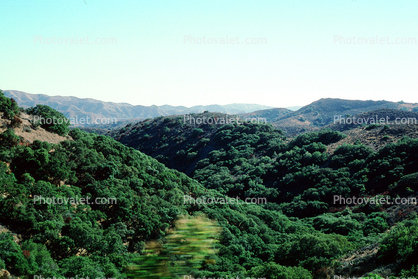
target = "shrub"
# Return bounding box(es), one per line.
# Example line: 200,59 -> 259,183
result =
11,115 -> 23,127
26,105 -> 70,136
0,90 -> 20,121
379,218 -> 418,266
192,128 -> 204,136
247,262 -> 312,279
365,124 -> 379,130
0,232 -> 30,276
0,128 -> 21,147
397,172 -> 418,191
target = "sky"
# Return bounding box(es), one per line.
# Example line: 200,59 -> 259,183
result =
1,0 -> 417,108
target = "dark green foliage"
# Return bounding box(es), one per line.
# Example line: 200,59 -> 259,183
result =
399,265 -> 418,277
0,128 -> 21,148
330,144 -> 373,173
0,232 -> 30,276
362,216 -> 388,236
379,218 -> 418,269
312,212 -> 361,235
20,240 -> 60,277
288,129 -> 346,148
0,90 -> 20,121
0,127 -> 327,278
2,103 -> 418,278
60,256 -> 121,278
396,172 -> 418,192
0,233 -> 59,277
365,124 -> 380,130
276,232 -> 350,270
26,105 -> 70,136
247,262 -> 312,279
365,137 -> 418,193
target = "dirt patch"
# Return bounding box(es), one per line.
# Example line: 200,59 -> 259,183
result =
0,112 -> 71,144
326,124 -> 418,154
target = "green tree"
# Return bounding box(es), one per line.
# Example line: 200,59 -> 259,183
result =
0,232 -> 30,276
247,262 -> 312,279
26,105 -> 70,136
0,128 -> 21,147
0,90 -> 20,121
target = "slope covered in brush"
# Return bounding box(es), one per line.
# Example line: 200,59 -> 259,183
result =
109,113 -> 418,217
110,113 -> 418,276
1,94 -> 418,278
1,125 -> 331,278
0,99 -> 335,279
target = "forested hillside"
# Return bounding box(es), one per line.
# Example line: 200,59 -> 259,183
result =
110,112 -> 418,277
1,91 -> 418,278
109,112 -> 418,217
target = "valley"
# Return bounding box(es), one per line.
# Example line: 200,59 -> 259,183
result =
1,90 -> 418,278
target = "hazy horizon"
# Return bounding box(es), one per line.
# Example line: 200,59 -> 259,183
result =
5,89 -> 416,109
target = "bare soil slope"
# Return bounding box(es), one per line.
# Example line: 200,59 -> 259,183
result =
0,112 -> 71,144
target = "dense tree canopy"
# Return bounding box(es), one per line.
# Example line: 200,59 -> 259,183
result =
1,106 -> 418,278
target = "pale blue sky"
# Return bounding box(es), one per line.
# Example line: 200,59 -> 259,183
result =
1,0 -> 417,107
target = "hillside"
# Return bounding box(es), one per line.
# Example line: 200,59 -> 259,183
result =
109,111 -> 418,205
2,92 -> 320,278
252,98 -> 418,135
4,90 -> 273,126
108,112 -> 418,277
327,108 -> 418,132
325,109 -> 418,153
240,107 -> 293,123
0,112 -> 71,145
326,123 -> 418,154
2,91 -> 418,278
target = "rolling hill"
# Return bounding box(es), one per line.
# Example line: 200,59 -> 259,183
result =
107,110 -> 418,277
246,98 -> 418,135
2,91 -> 418,278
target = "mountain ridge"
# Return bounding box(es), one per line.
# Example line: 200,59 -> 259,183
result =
3,90 -> 274,123
246,98 -> 418,135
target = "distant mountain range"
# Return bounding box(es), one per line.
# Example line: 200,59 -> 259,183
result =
243,98 -> 418,135
4,91 -> 418,135
3,90 -> 274,124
